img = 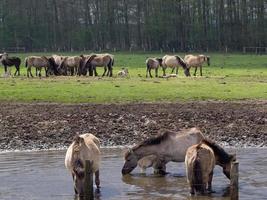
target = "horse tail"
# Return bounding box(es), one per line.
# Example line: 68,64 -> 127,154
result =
146,60 -> 150,70
192,154 -> 204,194
108,56 -> 113,68
25,58 -> 28,68
175,56 -> 187,70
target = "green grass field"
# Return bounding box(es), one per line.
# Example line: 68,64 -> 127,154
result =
0,52 -> 266,103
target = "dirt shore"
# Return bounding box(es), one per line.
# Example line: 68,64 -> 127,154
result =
0,101 -> 266,151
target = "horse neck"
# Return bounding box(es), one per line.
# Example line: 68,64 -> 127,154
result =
133,145 -> 159,160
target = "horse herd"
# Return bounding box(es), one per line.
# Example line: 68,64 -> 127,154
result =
65,128 -> 236,197
0,52 -> 210,78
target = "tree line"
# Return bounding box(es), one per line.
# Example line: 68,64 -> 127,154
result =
0,0 -> 266,52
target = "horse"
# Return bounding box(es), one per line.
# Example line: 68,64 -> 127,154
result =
65,133 -> 101,196
50,55 -> 65,75
162,55 -> 190,77
145,58 -> 163,78
117,68 -> 129,77
82,53 -> 114,77
121,127 -> 204,175
0,53 -> 21,76
58,56 -> 83,76
185,139 -> 236,195
25,56 -> 54,77
184,54 -> 210,76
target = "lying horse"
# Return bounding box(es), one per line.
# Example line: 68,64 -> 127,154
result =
185,139 -> 236,195
117,68 -> 129,77
65,133 -> 101,196
184,54 -> 210,76
0,53 -> 21,76
162,55 -> 190,77
25,56 -> 54,77
122,127 -> 204,175
146,58 -> 162,78
82,53 -> 114,77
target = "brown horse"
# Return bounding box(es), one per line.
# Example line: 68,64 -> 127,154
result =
184,54 -> 210,76
185,139 -> 236,195
25,56 -> 54,77
82,53 -> 114,77
0,53 -> 21,76
65,133 -> 101,196
162,55 -> 190,77
146,58 -> 163,78
122,128 -> 204,175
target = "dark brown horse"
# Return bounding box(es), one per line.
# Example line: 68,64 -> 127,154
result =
185,139 -> 236,195
0,53 -> 21,76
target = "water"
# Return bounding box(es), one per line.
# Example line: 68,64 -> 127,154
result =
0,148 -> 266,200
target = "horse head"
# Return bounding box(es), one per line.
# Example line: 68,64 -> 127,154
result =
222,154 -> 236,179
0,52 -> 8,62
122,148 -> 138,175
71,135 -> 87,196
156,58 -> 163,66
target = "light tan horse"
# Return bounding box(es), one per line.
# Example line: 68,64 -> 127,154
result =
184,54 -> 210,76
146,58 -> 163,78
25,56 -> 53,77
59,56 -> 83,76
122,128 -> 204,175
185,139 -> 236,195
65,133 -> 101,196
162,55 -> 190,77
82,53 -> 114,77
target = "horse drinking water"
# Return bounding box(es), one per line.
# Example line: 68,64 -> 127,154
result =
122,128 -> 204,175
185,139 -> 236,195
65,133 -> 101,196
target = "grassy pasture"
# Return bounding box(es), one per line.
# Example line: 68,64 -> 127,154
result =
0,52 -> 266,103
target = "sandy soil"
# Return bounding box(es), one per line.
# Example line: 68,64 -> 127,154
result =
0,101 -> 266,151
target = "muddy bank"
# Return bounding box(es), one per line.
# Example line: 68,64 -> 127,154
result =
0,102 -> 266,151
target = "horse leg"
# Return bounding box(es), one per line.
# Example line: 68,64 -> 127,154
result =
200,66 -> 203,76
94,67 -> 98,76
162,67 -> 166,76
4,65 -> 7,74
207,170 -> 213,193
102,66 -> 107,77
171,67 -> 175,74
155,68 -> 158,78
190,184 -> 195,195
176,66 -> 179,75
149,69 -> 153,78
194,67 -> 197,76
95,170 -> 100,189
146,68 -> 149,78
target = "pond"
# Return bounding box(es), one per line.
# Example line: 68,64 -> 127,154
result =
0,148 -> 266,200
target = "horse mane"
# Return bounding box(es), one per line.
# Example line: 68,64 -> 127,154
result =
71,135 -> 85,171
133,130 -> 174,151
175,56 -> 187,69
201,139 -> 232,164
